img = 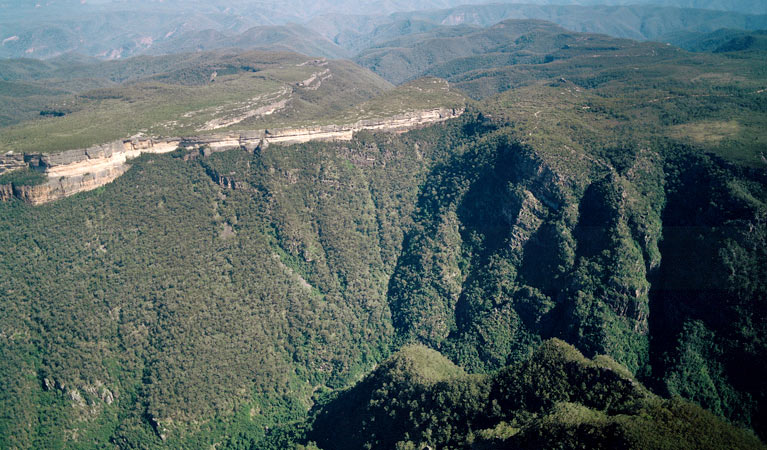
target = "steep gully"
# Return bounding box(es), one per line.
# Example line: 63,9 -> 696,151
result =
0,107 -> 463,205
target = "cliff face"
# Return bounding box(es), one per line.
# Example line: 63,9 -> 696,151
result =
2,138 -> 181,205
0,107 -> 464,205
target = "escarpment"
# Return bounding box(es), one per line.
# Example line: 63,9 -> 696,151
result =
0,139 -> 181,205
0,107 -> 463,205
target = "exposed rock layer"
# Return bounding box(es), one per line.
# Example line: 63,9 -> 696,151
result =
0,152 -> 25,174
0,107 -> 463,205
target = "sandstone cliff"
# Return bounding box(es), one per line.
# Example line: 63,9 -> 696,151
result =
0,107 -> 464,205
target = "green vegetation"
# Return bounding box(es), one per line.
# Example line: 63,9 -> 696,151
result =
332,77 -> 466,123
3,108 -> 763,447
0,18 -> 766,450
0,52 -> 470,155
0,51 -> 393,153
353,19 -> 767,167
667,29 -> 767,53
0,115 -> 483,448
308,340 -> 764,450
0,167 -> 46,186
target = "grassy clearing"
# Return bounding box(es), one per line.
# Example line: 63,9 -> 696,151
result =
670,120 -> 742,145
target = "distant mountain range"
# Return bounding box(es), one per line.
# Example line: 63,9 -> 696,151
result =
309,3 -> 767,51
144,24 -> 351,59
663,27 -> 767,51
3,0 -> 766,15
1,1 -> 766,59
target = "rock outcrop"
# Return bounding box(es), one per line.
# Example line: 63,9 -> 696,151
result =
0,107 -> 464,205
0,152 -> 26,174
2,138 -> 181,205
0,183 -> 13,201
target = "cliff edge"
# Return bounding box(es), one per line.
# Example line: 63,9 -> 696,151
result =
0,107 -> 463,205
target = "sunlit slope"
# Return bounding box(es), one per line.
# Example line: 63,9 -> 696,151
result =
0,50 -> 393,153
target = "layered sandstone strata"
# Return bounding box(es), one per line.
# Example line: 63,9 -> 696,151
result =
0,107 -> 464,204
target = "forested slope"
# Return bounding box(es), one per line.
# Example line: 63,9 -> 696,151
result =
385,124 -> 767,438
0,115 -> 483,447
308,340 -> 764,449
